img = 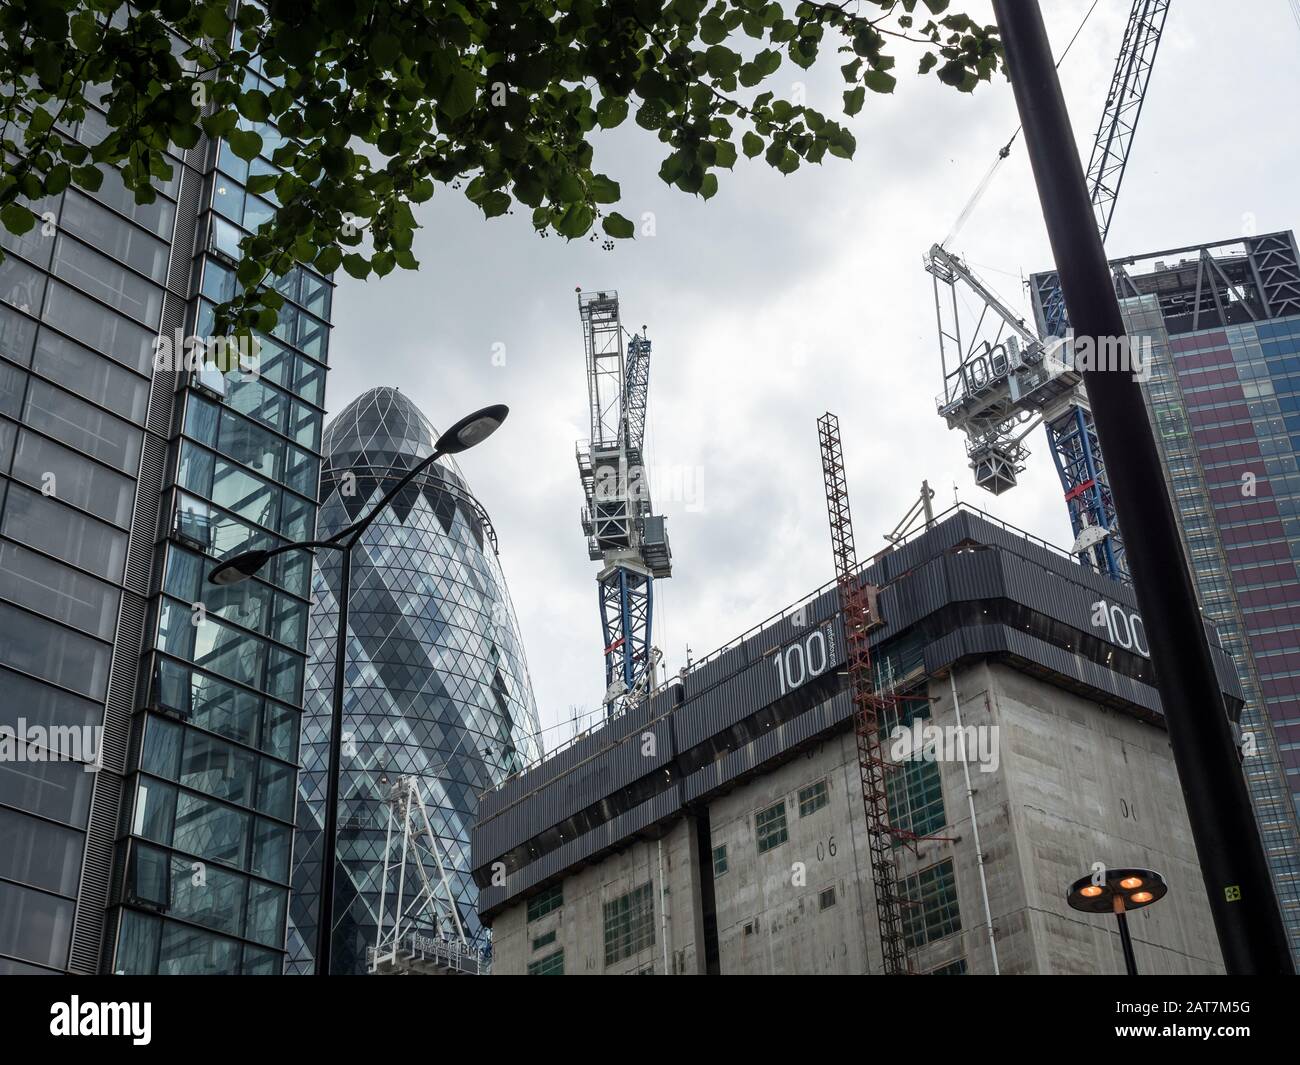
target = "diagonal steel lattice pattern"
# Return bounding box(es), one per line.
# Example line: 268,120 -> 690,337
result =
817,412 -> 909,975
286,388 -> 542,974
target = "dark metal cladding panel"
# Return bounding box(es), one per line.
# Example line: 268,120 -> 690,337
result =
478,788 -> 682,918
1208,632 -> 1245,703
478,694 -> 669,819
688,642 -> 752,693
742,590 -> 839,660
475,715 -> 676,859
922,623 -> 1163,718
945,548 -> 1007,603
864,510 -> 972,585
881,555 -> 953,632
674,619 -> 840,750
743,614 -> 795,660
680,689 -> 852,803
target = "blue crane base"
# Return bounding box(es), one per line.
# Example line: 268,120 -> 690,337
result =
1045,403 -> 1127,582
599,565 -> 654,717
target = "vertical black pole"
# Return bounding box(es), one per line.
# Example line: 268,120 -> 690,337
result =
316,542 -> 351,975
1115,910 -> 1139,976
991,0 -> 1293,974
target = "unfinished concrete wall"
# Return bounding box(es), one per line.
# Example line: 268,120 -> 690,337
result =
487,659 -> 1222,975
707,731 -> 880,974
489,817 -> 702,975
963,662 -> 1222,974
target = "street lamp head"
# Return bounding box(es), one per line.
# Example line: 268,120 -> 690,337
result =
1067,867 -> 1168,914
435,404 -> 509,455
208,548 -> 272,586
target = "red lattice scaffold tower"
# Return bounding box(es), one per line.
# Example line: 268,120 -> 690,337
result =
817,412 -> 910,975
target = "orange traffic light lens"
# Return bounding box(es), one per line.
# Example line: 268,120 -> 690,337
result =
1080,885 -> 1103,898
1130,891 -> 1154,903
1119,876 -> 1144,889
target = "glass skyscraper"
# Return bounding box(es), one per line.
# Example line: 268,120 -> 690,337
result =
1034,231 -> 1300,956
286,387 -> 541,975
0,40 -> 330,972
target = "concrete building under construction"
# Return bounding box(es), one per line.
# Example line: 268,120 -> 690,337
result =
471,509 -> 1243,975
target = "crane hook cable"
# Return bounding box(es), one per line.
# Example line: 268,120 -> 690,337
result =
940,0 -> 1103,250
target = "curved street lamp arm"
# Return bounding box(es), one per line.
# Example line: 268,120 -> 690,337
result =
261,537 -> 344,561
331,447 -> 447,545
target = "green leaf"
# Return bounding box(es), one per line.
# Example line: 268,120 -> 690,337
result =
596,96 -> 629,129
602,213 -> 635,239
635,101 -> 666,130
371,33 -> 401,67
342,253 -> 371,280
635,71 -> 672,101
200,5 -> 230,40
863,69 -> 897,94
481,191 -> 511,218
227,129 -> 263,162
203,110 -> 239,139
246,173 -> 278,196
45,164 -> 71,195
440,68 -> 477,120
938,60 -> 978,92
705,46 -> 742,79
556,202 -> 594,238
700,15 -> 728,45
171,122 -> 201,150
237,91 -> 270,123
72,165 -> 103,192
70,11 -> 99,52
314,246 -> 343,274
699,173 -> 718,199
742,131 -> 763,158
0,203 -> 35,236
589,175 -> 620,204
843,87 -> 865,116
714,141 -> 737,169
236,257 -> 262,286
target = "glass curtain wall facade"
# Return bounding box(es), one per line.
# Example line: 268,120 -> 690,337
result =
0,13 -> 331,974
286,388 -> 541,975
1036,231 -> 1300,957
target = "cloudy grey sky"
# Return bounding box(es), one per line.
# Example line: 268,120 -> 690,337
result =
324,0 -> 1300,752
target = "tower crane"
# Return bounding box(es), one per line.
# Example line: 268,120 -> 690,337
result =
575,289 -> 672,718
818,412 -> 910,975
925,0 -> 1170,581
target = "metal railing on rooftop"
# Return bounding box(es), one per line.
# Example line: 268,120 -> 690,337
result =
486,502 -> 1085,795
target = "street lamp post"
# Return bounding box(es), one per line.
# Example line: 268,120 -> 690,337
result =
992,0 -> 1294,974
1067,867 -> 1169,976
209,404 -> 509,975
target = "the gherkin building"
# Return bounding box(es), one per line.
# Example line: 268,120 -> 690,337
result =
286,387 -> 542,974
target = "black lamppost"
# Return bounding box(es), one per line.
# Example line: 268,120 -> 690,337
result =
208,403 -> 509,975
993,0 -> 1293,974
1067,867 -> 1168,975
